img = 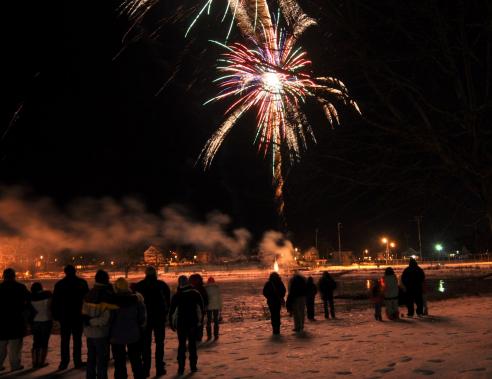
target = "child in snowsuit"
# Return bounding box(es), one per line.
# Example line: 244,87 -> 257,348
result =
369,279 -> 384,321
382,267 -> 399,320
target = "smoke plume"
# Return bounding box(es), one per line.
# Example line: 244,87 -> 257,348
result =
258,230 -> 295,266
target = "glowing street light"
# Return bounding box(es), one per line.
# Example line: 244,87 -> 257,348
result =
435,243 -> 443,252
381,237 -> 396,263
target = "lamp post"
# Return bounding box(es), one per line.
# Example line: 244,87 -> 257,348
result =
435,243 -> 443,263
381,237 -> 396,264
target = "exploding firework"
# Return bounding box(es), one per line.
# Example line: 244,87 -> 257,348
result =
199,16 -> 360,217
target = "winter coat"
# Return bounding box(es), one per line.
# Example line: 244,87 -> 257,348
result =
263,278 -> 286,308
194,285 -> 209,310
205,283 -> 222,311
110,291 -> 146,345
82,283 -> 117,339
134,277 -> 170,321
370,280 -> 384,304
169,285 -> 204,330
306,279 -> 318,300
318,274 -> 337,300
0,280 -> 30,340
288,274 -> 307,299
401,263 -> 425,292
383,274 -> 399,299
31,290 -> 53,322
52,274 -> 89,323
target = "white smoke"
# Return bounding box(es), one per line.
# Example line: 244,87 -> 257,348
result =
0,187 -> 250,259
258,230 -> 295,266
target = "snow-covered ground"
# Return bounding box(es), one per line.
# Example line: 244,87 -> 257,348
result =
1,295 -> 491,378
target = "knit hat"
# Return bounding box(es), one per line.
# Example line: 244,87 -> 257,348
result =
207,276 -> 215,284
114,277 -> 129,293
178,275 -> 188,288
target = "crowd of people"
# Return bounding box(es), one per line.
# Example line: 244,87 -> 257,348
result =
0,258 -> 426,376
0,265 -> 222,378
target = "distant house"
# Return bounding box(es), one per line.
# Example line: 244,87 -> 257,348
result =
331,251 -> 354,265
143,245 -> 164,266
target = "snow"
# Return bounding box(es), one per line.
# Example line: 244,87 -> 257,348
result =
1,295 -> 491,378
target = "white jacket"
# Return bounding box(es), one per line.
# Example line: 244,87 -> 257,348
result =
205,283 -> 222,310
383,274 -> 399,299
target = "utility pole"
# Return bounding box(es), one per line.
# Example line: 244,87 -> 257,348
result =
415,216 -> 423,260
337,222 -> 342,265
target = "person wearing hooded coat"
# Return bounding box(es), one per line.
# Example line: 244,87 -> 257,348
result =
305,276 -> 318,321
287,272 -> 307,333
52,264 -> 89,370
134,266 -> 170,377
318,271 -> 337,319
30,282 -> 53,368
110,278 -> 147,379
205,277 -> 222,340
0,268 -> 30,372
262,272 -> 286,335
189,273 -> 208,342
401,258 -> 425,317
169,276 -> 204,376
82,270 -> 117,379
382,267 -> 399,320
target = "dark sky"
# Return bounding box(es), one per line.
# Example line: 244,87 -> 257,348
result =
1,0 -> 490,255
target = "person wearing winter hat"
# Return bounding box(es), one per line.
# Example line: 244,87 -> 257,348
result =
30,282 -> 53,368
205,277 -> 222,340
169,275 -> 204,375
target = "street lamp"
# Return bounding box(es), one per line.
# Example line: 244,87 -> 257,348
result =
381,237 -> 396,264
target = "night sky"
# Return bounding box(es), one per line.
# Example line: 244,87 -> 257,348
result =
2,0 -> 491,256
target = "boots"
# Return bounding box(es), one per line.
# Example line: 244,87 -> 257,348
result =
39,348 -> 49,367
32,349 -> 38,368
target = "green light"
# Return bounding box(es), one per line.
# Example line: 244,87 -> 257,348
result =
435,243 -> 443,251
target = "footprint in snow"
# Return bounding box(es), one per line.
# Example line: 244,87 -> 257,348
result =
427,359 -> 444,363
387,362 -> 396,367
213,364 -> 228,369
353,358 -> 369,362
413,368 -> 435,375
374,367 -> 394,373
459,368 -> 486,373
235,357 -> 248,361
321,355 -> 340,359
335,371 -> 352,375
423,342 -> 438,345
400,356 -> 412,362
302,370 -> 320,374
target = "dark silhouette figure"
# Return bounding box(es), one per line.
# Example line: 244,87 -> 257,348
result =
262,272 -> 286,335
401,258 -> 425,317
306,276 -> 318,321
30,282 -> 53,368
287,273 -> 307,333
82,270 -> 116,379
169,276 -> 204,376
318,271 -> 337,319
134,266 -> 170,377
52,264 -> 89,370
0,268 -> 30,372
189,273 -> 208,342
111,278 -> 146,379
205,277 -> 222,340
369,279 -> 384,321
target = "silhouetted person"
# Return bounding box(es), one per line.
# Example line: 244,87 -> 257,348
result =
287,272 -> 307,333
82,269 -> 115,379
111,278 -> 146,379
401,258 -> 425,317
318,271 -> 337,319
306,276 -> 318,321
0,268 -> 30,372
369,279 -> 384,321
134,266 -> 170,377
382,267 -> 399,320
30,282 -> 53,368
169,276 -> 204,376
189,273 -> 208,342
52,264 -> 89,370
262,272 -> 286,335
205,277 -> 222,340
